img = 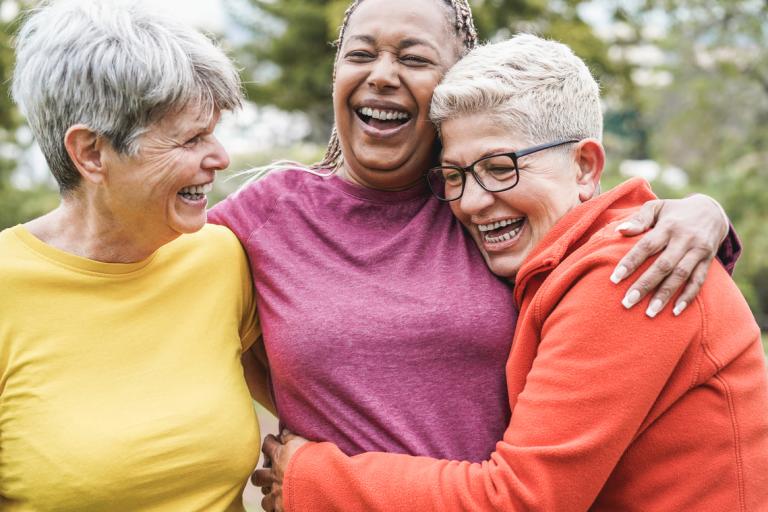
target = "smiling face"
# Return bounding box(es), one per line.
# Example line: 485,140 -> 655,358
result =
443,113 -> 603,279
99,106 -> 229,245
333,0 -> 462,190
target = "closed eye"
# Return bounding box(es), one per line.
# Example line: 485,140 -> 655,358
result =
345,50 -> 376,62
183,134 -> 203,147
399,54 -> 432,66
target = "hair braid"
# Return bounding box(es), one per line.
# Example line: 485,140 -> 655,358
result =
311,0 -> 478,173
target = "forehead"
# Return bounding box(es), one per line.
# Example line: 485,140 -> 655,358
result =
441,114 -> 529,163
152,105 -> 220,139
345,0 -> 456,49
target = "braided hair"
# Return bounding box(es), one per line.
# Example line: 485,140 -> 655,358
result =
310,0 -> 478,173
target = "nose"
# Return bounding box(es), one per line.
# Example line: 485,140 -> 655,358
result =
458,173 -> 494,215
203,134 -> 230,172
367,53 -> 400,90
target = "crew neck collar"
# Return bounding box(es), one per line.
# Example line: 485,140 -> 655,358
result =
326,173 -> 430,204
11,224 -> 157,276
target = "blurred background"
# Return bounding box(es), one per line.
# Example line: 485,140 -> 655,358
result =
1,0 -> 766,509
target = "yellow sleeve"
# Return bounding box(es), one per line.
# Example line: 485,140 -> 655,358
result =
234,236 -> 260,352
233,235 -> 274,412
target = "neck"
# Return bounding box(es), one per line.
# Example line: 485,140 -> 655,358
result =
337,164 -> 424,192
25,199 -> 174,264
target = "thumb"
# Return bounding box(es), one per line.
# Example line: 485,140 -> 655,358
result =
616,199 -> 662,236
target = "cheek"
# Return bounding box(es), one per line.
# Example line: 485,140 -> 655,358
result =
449,202 -> 467,224
415,76 -> 442,111
144,153 -> 192,192
333,66 -> 360,106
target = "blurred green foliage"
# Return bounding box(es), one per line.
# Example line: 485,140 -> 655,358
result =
0,0 -> 60,227
631,0 -> 768,330
1,0 -> 766,333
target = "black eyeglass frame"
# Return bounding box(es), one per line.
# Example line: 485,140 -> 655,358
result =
426,139 -> 580,202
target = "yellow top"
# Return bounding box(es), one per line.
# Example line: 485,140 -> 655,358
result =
0,224 -> 261,511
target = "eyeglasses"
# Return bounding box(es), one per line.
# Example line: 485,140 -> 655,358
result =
425,139 -> 579,202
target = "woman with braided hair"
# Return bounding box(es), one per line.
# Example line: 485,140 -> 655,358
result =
209,0 -> 739,507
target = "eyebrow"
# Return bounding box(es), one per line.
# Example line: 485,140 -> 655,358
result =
169,113 -> 218,140
443,148 -> 514,166
345,34 -> 439,53
399,37 -> 439,53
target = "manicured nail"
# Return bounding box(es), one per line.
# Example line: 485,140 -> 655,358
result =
622,289 -> 641,309
610,265 -> 628,284
646,299 -> 663,318
673,301 -> 688,316
616,221 -> 634,232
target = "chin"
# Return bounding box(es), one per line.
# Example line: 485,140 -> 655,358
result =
171,214 -> 207,235
487,254 -> 525,280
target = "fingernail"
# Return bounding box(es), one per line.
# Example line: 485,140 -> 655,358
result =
610,265 -> 628,284
622,289 -> 641,309
615,221 -> 634,232
646,299 -> 663,318
673,301 -> 687,316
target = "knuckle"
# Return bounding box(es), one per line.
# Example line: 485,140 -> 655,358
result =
634,280 -> 651,294
637,237 -> 661,253
621,256 -> 638,270
654,258 -> 675,274
672,265 -> 691,280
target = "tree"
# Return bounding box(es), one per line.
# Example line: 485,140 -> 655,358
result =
626,0 -> 768,328
227,0 -> 348,142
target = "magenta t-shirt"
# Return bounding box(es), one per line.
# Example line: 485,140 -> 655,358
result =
209,169 -> 517,460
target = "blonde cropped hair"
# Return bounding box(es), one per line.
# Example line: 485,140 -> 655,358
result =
430,34 -> 602,147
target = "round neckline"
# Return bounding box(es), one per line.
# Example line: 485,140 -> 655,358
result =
11,225 -> 157,276
325,173 -> 430,204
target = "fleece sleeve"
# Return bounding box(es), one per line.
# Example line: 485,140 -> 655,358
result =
281,255 -> 703,512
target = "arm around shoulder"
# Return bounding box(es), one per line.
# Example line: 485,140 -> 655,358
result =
280,247 -> 704,511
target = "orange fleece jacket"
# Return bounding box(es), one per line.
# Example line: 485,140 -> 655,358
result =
282,178 -> 768,511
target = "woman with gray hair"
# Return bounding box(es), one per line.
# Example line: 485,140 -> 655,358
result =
0,1 -> 268,510
254,34 -> 768,511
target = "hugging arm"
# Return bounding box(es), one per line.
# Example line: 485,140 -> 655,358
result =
614,194 -> 737,316
242,337 -> 276,414
262,259 -> 698,512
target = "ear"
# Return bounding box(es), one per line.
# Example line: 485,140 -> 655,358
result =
63,124 -> 107,185
574,138 -> 605,202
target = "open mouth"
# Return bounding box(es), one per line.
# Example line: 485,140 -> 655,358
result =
356,107 -> 411,130
477,217 -> 526,244
177,182 -> 213,202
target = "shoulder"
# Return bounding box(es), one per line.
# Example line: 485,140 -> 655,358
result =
0,226 -> 39,272
220,168 -> 318,209
208,168 -> 320,239
167,224 -> 243,258
0,227 -> 26,278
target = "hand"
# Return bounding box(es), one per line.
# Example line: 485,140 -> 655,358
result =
610,194 -> 729,317
252,430 -> 310,512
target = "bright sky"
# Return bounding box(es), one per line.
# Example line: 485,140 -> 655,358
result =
158,0 -> 227,31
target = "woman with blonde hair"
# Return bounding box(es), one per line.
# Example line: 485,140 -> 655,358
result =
255,33 -> 767,512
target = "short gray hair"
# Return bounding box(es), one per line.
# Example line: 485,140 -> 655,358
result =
430,34 -> 602,147
12,0 -> 243,193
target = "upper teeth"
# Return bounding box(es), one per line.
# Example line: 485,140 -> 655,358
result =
179,182 -> 213,195
477,218 -> 520,232
359,107 -> 410,121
